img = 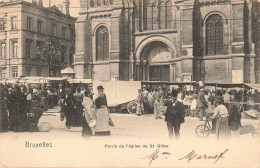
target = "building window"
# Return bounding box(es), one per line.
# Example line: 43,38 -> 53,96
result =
145,1 -> 172,30
96,26 -> 109,61
12,66 -> 18,78
0,68 -> 6,78
62,27 -> 66,39
69,47 -> 74,66
37,20 -> 43,33
51,24 -> 56,36
26,67 -> 31,76
159,2 -> 166,29
97,0 -> 102,6
12,41 -> 18,58
0,18 -> 5,31
36,41 -> 43,59
11,16 -> 18,30
1,43 -> 6,58
146,3 -> 153,30
166,1 -> 172,29
25,40 -> 32,58
27,17 -> 33,31
90,0 -> 94,7
71,28 -> 75,40
152,3 -> 158,30
206,14 -> 223,55
61,45 -> 66,62
37,67 -> 42,76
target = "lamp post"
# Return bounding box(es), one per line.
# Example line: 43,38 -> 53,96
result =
37,37 -> 62,77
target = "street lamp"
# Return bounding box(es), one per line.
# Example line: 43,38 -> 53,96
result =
37,37 -> 62,77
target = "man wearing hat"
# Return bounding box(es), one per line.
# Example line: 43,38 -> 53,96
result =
61,88 -> 76,129
164,93 -> 185,138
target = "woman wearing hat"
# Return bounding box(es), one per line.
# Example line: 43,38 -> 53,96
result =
211,98 -> 230,139
94,85 -> 111,136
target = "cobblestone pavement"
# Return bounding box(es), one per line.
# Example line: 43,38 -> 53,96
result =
1,107 -> 259,140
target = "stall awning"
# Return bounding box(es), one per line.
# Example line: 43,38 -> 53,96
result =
43,77 -> 67,81
244,83 -> 260,90
67,79 -> 92,84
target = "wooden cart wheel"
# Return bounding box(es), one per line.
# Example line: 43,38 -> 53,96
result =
195,124 -> 210,137
127,101 -> 137,114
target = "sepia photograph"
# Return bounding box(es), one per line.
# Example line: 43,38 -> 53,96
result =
0,0 -> 259,167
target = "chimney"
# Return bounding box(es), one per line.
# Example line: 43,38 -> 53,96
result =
49,0 -> 51,7
38,0 -> 43,7
63,0 -> 70,15
32,0 -> 37,4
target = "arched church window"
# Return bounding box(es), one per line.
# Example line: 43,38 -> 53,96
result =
96,26 -> 109,61
206,14 -> 223,55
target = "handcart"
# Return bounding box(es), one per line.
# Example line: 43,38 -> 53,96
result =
195,114 -> 260,138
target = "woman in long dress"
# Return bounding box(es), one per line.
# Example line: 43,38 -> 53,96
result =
211,98 -> 230,139
82,89 -> 96,137
94,86 -> 110,136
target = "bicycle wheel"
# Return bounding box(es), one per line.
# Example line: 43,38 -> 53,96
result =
127,101 -> 137,114
195,124 -> 210,137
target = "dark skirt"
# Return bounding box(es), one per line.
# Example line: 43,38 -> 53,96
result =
82,118 -> 92,137
216,117 -> 230,139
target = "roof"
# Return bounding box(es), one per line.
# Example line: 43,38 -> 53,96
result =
204,82 -> 260,89
67,79 -> 92,84
0,1 -> 76,20
61,67 -> 75,74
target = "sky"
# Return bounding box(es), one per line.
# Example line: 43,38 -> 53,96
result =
47,0 -> 81,17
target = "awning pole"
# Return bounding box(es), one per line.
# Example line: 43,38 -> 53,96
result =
242,84 -> 245,102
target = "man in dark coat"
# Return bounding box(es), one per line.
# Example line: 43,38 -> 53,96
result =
61,88 -> 76,129
228,102 -> 241,137
0,84 -> 8,132
9,86 -> 28,132
165,96 -> 185,139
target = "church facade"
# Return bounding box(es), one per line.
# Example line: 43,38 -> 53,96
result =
74,0 -> 260,83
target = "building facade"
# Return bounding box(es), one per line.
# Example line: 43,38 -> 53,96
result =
75,0 -> 259,83
0,0 -> 76,78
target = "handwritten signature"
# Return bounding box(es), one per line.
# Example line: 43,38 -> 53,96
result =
179,149 -> 229,164
141,148 -> 171,166
141,148 -> 228,166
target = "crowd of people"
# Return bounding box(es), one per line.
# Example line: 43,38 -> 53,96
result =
1,81 -> 259,140
0,82 -> 113,137
137,85 -> 260,116
0,83 -> 45,132
136,85 -> 260,139
60,85 -> 113,137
